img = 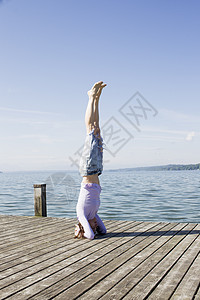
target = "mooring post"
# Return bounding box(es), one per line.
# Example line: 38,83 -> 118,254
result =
34,184 -> 47,217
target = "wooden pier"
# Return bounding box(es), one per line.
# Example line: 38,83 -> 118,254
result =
0,215 -> 199,299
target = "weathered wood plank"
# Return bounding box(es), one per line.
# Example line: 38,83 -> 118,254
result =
0,215 -> 33,223
0,219 -> 114,269
0,220 -> 117,276
74,223 -> 188,300
88,223 -> 195,300
0,218 -> 75,252
0,220 -> 140,298
170,250 -> 200,299
148,230 -> 200,299
0,216 -> 199,300
0,217 -> 72,240
0,218 -> 115,261
0,219 -> 122,262
122,224 -> 199,299
194,286 -> 200,300
0,220 -> 74,249
1,222 -> 159,299
29,222 -> 173,299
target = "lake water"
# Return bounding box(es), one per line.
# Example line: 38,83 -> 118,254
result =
0,170 -> 199,223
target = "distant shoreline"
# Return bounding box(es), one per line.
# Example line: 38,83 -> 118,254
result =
108,163 -> 200,172
1,163 -> 200,173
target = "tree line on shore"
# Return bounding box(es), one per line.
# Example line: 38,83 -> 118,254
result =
109,163 -> 200,172
1,163 -> 200,173
146,163 -> 200,171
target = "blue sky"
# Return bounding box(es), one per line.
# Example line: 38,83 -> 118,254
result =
0,0 -> 199,171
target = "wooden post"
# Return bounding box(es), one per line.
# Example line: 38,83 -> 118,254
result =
34,184 -> 47,217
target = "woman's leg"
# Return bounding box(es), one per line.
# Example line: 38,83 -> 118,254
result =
81,81 -> 106,184
95,214 -> 107,234
85,81 -> 106,134
84,94 -> 95,134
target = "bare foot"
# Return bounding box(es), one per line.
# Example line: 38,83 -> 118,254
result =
87,81 -> 106,99
95,83 -> 107,101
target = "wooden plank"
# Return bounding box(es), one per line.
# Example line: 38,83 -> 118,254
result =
27,222 -> 174,300
0,218 -> 115,262
0,226 -> 75,261
0,219 -> 122,260
122,224 -> 199,299
0,217 -> 114,247
0,217 -> 37,229
0,216 -> 71,234
194,286 -> 200,300
0,220 -> 141,298
0,220 -> 118,276
0,217 -> 73,241
0,215 -> 34,224
170,251 -> 200,299
0,216 -> 199,300
0,218 -> 75,253
0,220 -> 138,282
0,219 -> 114,268
73,222 -> 188,300
148,231 -> 200,299
0,220 -> 74,248
83,223 -> 195,300
0,222 -> 161,299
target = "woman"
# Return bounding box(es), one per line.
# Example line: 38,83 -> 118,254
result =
75,81 -> 107,240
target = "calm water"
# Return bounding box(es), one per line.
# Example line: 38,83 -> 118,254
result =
0,170 -> 199,223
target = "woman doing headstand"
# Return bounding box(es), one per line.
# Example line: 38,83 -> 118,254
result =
75,81 -> 107,240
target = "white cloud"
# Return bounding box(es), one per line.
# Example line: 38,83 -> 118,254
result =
0,106 -> 63,116
143,126 -> 188,135
186,131 -> 195,141
0,134 -> 65,144
159,108 -> 200,123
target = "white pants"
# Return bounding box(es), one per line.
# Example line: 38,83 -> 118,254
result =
76,183 -> 106,239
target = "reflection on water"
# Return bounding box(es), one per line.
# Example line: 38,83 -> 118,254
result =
0,170 -> 199,223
